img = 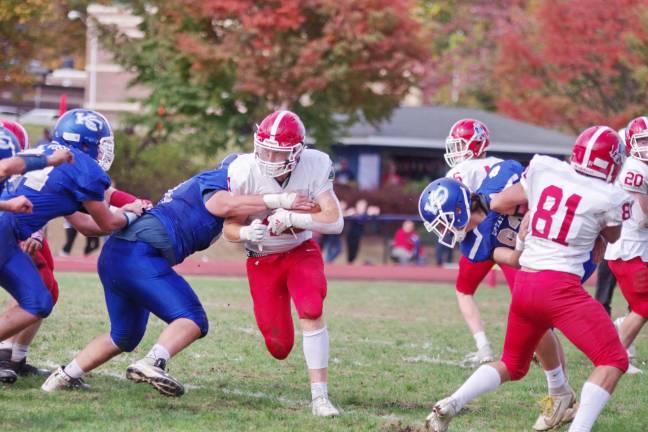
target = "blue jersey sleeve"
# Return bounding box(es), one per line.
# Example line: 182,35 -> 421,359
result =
477,160 -> 524,205
69,155 -> 111,202
460,223 -> 494,262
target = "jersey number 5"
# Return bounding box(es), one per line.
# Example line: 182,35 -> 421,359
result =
531,185 -> 582,246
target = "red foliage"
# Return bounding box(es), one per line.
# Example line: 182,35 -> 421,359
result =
494,0 -> 648,132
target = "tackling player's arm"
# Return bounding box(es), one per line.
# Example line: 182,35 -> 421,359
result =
206,191 -> 314,218
490,183 -> 527,215
492,212 -> 529,268
0,149 -> 74,179
66,200 -> 146,236
0,196 -> 32,213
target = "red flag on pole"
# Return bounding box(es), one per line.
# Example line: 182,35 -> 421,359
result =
58,93 -> 67,116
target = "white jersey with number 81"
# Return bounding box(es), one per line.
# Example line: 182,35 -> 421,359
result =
520,155 -> 631,277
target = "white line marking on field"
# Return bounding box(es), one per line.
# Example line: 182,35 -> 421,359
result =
402,355 -> 473,368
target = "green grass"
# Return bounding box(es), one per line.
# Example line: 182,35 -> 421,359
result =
1,273 -> 646,431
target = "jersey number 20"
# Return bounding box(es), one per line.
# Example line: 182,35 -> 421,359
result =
531,185 -> 582,246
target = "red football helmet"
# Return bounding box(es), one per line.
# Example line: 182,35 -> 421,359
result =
570,126 -> 624,183
0,119 -> 28,150
624,116 -> 648,161
254,110 -> 305,177
444,118 -> 490,167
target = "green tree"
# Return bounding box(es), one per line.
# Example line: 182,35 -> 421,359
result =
101,0 -> 427,154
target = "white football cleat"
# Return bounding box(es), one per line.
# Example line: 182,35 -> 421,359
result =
532,386 -> 578,431
41,367 -> 90,392
126,357 -> 185,397
626,363 -> 644,375
426,396 -> 460,432
311,395 -> 340,417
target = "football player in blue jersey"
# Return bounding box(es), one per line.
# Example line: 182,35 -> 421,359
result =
42,154 -> 315,396
419,160 -> 589,431
0,109 -> 146,383
0,125 -> 73,213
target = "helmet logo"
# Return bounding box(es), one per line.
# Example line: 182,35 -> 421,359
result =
425,186 -> 449,214
0,132 -> 16,155
473,122 -> 485,140
74,112 -> 104,132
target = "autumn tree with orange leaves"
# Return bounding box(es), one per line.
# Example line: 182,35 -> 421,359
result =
106,0 -> 427,151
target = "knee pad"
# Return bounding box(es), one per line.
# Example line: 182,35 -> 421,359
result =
296,297 -> 324,320
265,334 -> 294,360
181,308 -> 209,338
110,328 -> 146,353
502,358 -> 531,381
22,291 -> 54,318
595,346 -> 629,373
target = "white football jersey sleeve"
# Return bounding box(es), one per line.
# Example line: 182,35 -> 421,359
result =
446,156 -> 503,191
227,149 -> 334,254
604,156 -> 648,262
519,155 -> 631,277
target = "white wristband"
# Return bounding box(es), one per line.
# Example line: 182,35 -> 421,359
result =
123,211 -> 138,227
290,212 -> 313,230
263,194 -> 281,209
515,236 -> 525,252
263,193 -> 295,209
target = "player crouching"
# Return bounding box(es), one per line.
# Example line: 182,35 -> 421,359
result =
223,110 -> 344,417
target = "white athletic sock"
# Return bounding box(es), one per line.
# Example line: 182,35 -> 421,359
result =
473,331 -> 489,350
451,364 -> 501,410
311,382 -> 328,401
0,340 -> 13,351
303,326 -> 329,370
568,382 -> 610,432
64,359 -> 85,379
545,365 -> 568,395
10,344 -> 29,362
146,344 -> 171,362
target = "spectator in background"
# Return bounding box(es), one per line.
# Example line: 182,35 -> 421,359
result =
382,160 -> 404,187
35,128 -> 51,147
595,260 -> 617,316
435,242 -> 453,267
334,158 -> 356,186
319,200 -> 348,263
390,220 -> 421,265
345,200 -> 380,264
59,220 -> 101,257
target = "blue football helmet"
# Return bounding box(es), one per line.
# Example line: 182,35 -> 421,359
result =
418,177 -> 472,247
0,125 -> 21,160
52,109 -> 114,171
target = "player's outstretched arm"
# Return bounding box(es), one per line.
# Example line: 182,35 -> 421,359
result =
0,149 -> 73,179
490,183 -> 527,215
206,191 -> 315,219
69,200 -> 146,236
267,190 -> 344,236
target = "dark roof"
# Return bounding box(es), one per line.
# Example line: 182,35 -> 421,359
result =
339,106 -> 575,155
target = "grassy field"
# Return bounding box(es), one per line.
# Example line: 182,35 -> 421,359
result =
1,273 -> 646,432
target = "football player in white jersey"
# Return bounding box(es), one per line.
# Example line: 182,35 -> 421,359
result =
425,126 -> 630,432
223,110 -> 344,417
605,117 -> 648,373
443,119 -> 506,363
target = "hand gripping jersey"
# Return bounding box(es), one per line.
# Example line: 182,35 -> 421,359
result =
460,160 -> 524,262
146,166 -> 230,265
228,149 -> 334,254
605,156 -> 648,262
520,155 -> 630,277
446,156 -> 503,191
1,144 -> 110,240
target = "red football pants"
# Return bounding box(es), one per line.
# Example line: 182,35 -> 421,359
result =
501,270 -> 627,380
30,239 -> 59,305
456,255 -> 518,295
609,258 -> 648,318
246,239 -> 327,360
